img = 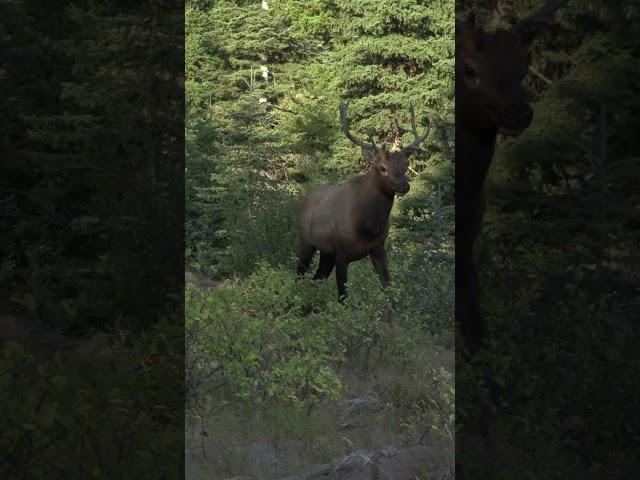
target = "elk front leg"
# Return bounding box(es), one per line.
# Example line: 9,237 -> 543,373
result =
456,190 -> 488,353
335,252 -> 348,302
297,241 -> 316,275
370,247 -> 391,287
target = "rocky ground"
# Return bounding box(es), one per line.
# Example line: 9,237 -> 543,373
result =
278,444 -> 449,480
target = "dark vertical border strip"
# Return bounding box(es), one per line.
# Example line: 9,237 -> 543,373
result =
0,1 -> 185,478
455,1 -> 640,478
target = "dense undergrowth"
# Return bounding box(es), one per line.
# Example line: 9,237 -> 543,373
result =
0,320 -> 184,479
186,240 -> 454,410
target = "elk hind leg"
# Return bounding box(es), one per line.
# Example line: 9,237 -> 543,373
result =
335,253 -> 348,302
313,252 -> 335,280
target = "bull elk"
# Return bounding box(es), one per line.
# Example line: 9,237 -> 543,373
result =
297,103 -> 430,300
456,0 -> 567,352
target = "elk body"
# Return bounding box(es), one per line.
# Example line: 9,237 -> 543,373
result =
456,1 -> 566,352
297,104 -> 429,300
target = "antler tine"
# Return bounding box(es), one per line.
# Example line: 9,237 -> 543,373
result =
516,0 -> 568,28
403,103 -> 430,151
366,133 -> 379,150
340,103 -> 377,150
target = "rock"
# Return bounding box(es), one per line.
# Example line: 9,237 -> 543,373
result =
375,445 -> 445,480
185,271 -> 198,284
339,422 -> 358,430
339,395 -> 382,412
281,450 -> 374,480
281,444 -> 445,480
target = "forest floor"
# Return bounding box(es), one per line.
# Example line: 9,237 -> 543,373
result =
185,272 -> 454,480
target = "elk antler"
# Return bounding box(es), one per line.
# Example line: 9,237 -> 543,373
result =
402,103 -> 430,152
515,0 -> 567,29
367,133 -> 382,151
340,103 -> 377,150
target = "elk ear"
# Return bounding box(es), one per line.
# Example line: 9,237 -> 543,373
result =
362,146 -> 378,163
402,146 -> 418,159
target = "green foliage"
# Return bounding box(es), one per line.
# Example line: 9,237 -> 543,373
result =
186,247 -> 453,414
200,175 -> 300,277
186,0 -> 455,275
186,275 -> 342,412
0,320 -> 183,479
2,0 -> 184,330
456,1 -> 640,477
399,366 -> 455,445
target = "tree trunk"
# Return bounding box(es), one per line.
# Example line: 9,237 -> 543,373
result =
259,0 -> 269,103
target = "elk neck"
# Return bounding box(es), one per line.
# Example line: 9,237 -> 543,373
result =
455,116 -> 498,202
355,168 -> 395,224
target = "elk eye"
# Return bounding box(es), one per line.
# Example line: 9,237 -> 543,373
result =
464,65 -> 477,77
380,166 -> 387,174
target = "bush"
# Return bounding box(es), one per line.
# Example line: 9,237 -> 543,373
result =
186,241 -> 453,416
0,320 -> 183,479
186,271 -> 342,413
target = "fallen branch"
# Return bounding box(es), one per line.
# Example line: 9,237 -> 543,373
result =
529,65 -> 553,85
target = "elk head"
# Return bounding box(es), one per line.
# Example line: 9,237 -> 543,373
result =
339,103 -> 429,196
456,0 -> 567,135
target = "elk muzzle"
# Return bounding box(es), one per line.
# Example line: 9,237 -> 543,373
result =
395,181 -> 410,195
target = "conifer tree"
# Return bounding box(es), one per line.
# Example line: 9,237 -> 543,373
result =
186,0 -> 456,274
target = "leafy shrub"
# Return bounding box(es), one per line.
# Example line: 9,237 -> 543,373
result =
186,271 -> 343,413
400,366 -> 455,444
186,237 -> 453,415
198,176 -> 300,279
0,320 -> 183,479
